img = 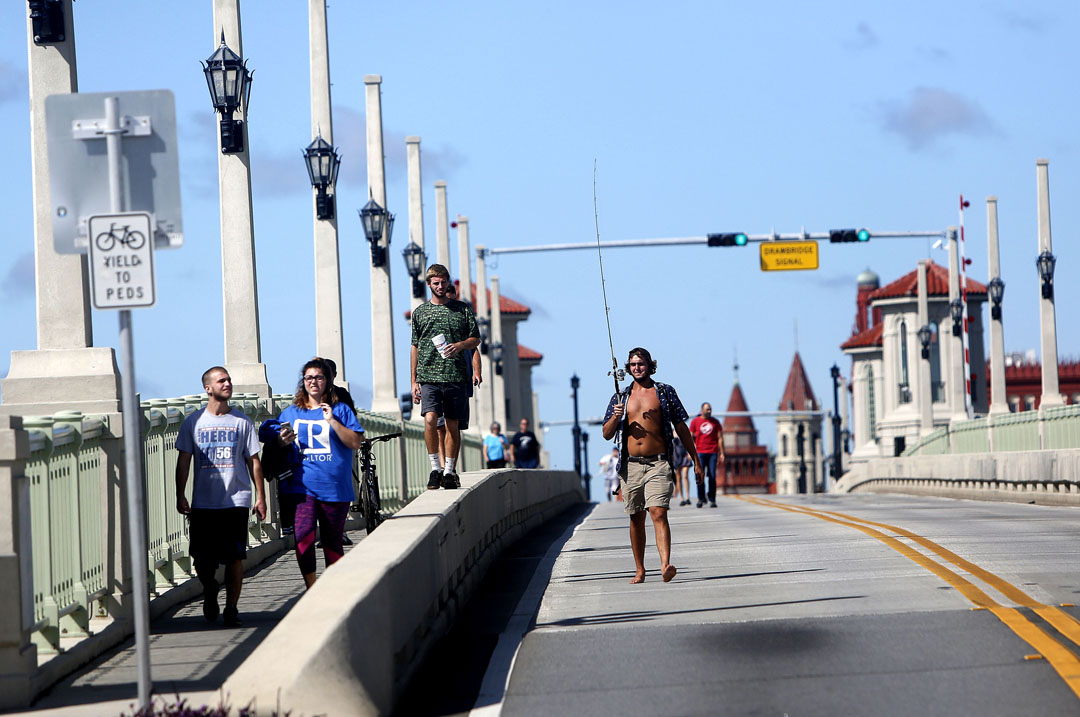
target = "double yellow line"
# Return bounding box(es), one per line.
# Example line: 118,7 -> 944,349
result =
736,496 -> 1080,699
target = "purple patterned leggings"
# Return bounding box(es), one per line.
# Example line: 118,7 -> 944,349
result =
294,494 -> 350,575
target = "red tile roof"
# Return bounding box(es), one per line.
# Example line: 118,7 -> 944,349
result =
518,344 -> 543,361
840,321 -> 884,350
869,260 -> 986,301
403,285 -> 531,321
722,382 -> 756,434
778,352 -> 818,411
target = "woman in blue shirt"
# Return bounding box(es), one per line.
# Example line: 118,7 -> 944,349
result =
274,358 -> 364,588
482,422 -> 509,469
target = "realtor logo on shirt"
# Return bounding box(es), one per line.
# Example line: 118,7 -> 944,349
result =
294,420 -> 332,454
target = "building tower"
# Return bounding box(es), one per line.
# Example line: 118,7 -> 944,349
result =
721,373 -> 771,494
774,352 -> 822,494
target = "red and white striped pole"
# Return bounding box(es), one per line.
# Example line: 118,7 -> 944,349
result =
958,195 -> 974,418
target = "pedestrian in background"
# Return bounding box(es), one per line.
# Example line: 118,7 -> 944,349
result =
509,418 -> 541,468
175,366 -> 266,627
671,434 -> 693,506
483,422 -> 509,469
689,402 -> 725,508
600,447 -> 620,501
272,358 -> 364,589
410,264 -> 481,490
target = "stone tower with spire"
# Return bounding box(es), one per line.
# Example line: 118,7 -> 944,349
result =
721,365 -> 772,493
774,352 -> 822,494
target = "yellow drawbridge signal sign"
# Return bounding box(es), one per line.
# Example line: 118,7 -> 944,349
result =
760,241 -> 819,271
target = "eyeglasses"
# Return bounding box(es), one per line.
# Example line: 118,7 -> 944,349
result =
303,375 -> 326,383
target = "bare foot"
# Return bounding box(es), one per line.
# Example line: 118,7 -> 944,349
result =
662,564 -> 677,582
629,572 -> 646,584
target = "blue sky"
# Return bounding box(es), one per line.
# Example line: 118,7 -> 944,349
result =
1,2 -> 1077,472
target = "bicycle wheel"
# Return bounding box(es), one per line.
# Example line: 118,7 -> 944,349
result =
361,469 -> 384,534
94,231 -> 116,251
123,230 -> 146,250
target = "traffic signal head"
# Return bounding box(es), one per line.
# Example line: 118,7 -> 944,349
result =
707,232 -> 749,247
829,228 -> 871,243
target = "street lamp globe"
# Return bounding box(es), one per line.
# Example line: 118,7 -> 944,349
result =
201,32 -> 252,154
949,298 -> 964,336
987,276 -> 1005,320
359,197 -> 390,267
917,324 -> 932,359
303,133 -> 340,220
1037,251 -> 1056,299
402,241 -> 426,298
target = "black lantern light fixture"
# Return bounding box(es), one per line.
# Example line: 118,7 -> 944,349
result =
1037,251 -> 1056,299
359,196 -> 393,267
987,276 -> 1005,320
402,241 -> 426,298
949,298 -> 964,337
28,0 -> 65,44
303,133 -> 340,220
202,32 -> 253,154
476,316 -> 490,354
491,342 -> 504,376
917,324 -> 932,360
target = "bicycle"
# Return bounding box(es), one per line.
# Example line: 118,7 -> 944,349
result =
352,431 -> 401,534
94,222 -> 146,251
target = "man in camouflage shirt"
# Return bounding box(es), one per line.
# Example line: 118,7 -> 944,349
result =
410,263 -> 481,490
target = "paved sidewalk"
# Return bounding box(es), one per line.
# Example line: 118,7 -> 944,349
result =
12,527 -> 367,716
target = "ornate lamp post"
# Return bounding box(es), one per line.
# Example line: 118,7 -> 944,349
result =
28,0 -> 65,44
201,33 -> 252,154
917,324 -> 932,360
360,196 -> 393,268
401,241 -> 426,299
571,374 -> 582,480
1037,251 -> 1056,300
829,365 -> 842,486
949,298 -> 964,337
987,277 -> 1005,321
303,133 -> 340,220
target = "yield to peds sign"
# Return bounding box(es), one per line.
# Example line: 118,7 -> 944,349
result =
88,212 -> 156,309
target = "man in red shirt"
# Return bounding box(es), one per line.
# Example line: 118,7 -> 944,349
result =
689,402 -> 724,508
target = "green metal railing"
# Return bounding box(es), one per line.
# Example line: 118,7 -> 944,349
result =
20,394 -> 475,654
902,404 -> 1080,456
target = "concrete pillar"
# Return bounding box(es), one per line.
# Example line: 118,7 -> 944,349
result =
406,136 -> 425,312
986,196 -> 1008,415
474,246 -> 493,433
947,228 -> 967,424
2,0 -> 123,417
364,75 -> 399,417
916,261 -> 933,436
214,0 -> 270,398
434,180 -> 450,271
456,217 -> 473,306
0,417 -> 36,710
1035,159 -> 1063,408
490,276 -> 507,429
309,0 -> 346,389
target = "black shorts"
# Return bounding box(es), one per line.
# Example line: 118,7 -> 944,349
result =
189,507 -> 249,567
421,382 -> 469,421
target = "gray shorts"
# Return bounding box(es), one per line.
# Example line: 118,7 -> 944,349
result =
421,382 -> 469,421
621,456 -> 674,514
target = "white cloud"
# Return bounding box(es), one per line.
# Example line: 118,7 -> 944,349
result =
878,87 -> 999,151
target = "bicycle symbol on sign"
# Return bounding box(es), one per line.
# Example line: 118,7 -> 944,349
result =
94,222 -> 146,251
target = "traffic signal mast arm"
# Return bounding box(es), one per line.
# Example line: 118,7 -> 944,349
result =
483,229 -> 947,255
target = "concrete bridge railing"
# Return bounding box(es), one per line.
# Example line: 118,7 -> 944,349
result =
837,405 -> 1080,504
222,468 -> 585,716
0,396 -> 484,710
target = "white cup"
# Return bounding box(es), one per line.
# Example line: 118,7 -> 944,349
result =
432,334 -> 449,357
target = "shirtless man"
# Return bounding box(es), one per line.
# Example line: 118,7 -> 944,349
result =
602,347 -> 703,584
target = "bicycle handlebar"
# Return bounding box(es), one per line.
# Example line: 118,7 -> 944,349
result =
362,432 -> 402,445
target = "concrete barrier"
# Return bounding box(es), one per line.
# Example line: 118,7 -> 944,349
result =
835,449 -> 1080,505
222,468 -> 584,716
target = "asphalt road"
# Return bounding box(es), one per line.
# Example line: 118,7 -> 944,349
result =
458,494 -> 1080,717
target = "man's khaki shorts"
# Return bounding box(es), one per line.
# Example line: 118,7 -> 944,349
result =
621,456 -> 674,514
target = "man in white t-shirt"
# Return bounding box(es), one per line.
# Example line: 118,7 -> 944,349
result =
175,366 -> 266,627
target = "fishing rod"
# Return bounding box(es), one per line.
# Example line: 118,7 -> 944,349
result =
594,160 -> 624,399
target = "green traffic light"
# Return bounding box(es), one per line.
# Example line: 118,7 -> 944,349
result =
857,228 -> 870,242
734,233 -> 748,246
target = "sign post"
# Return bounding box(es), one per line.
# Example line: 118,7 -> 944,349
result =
46,90 -> 181,710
